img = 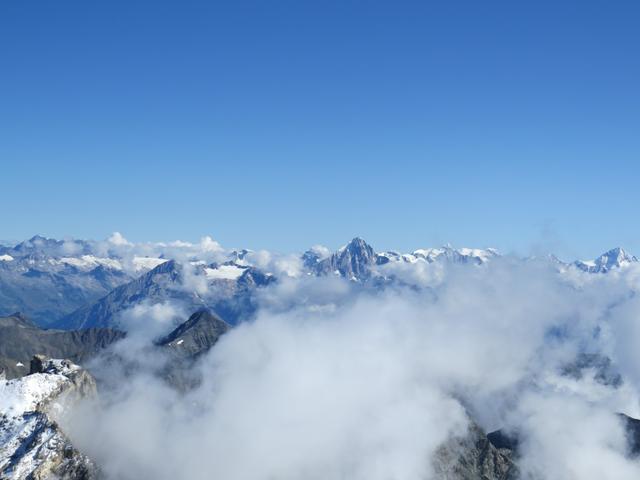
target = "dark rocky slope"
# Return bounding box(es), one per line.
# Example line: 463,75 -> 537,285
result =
0,313 -> 124,379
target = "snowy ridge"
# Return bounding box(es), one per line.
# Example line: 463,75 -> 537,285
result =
378,245 -> 499,266
132,256 -> 167,272
0,357 -> 98,479
57,255 -> 123,271
0,372 -> 67,415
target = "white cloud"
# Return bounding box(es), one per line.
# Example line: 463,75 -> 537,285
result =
108,231 -> 132,246
62,259 -> 640,480
199,236 -> 223,253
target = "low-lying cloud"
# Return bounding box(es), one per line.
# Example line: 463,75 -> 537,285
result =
63,259 -> 640,479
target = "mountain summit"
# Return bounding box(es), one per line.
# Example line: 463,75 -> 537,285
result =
574,247 -> 638,273
314,237 -> 377,280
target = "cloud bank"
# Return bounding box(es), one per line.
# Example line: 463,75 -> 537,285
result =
62,259 -> 640,479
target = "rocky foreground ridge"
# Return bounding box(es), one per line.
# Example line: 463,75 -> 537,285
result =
0,355 -> 98,479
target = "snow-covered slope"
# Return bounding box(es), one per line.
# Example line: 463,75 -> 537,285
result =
377,245 -> 499,266
0,356 -> 98,479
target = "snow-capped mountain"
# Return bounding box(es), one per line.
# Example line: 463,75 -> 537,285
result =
306,238 -> 499,281
573,247 -> 639,273
56,237 -> 504,330
0,235 -> 191,327
58,259 -> 274,330
2,234 -> 639,331
0,237 -> 133,326
377,245 -> 500,266
312,237 -> 377,280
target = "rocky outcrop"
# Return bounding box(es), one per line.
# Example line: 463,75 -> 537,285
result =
157,309 -> 230,391
433,422 -> 518,480
158,309 -> 230,359
0,356 -> 99,479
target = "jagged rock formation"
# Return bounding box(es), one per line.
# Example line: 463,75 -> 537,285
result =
0,356 -> 99,479
311,238 -> 500,282
0,313 -> 124,379
433,422 -> 518,480
314,237 -> 378,280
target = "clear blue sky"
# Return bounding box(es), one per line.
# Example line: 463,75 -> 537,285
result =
1,0 -> 639,258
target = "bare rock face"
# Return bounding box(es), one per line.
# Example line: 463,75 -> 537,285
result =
432,421 -> 518,480
0,313 -> 125,381
0,355 -> 99,479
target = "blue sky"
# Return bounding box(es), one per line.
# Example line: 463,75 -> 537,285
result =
1,0 -> 639,258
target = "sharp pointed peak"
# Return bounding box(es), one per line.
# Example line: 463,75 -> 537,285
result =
348,236 -> 368,245
339,237 -> 375,254
595,247 -> 637,262
336,237 -> 371,252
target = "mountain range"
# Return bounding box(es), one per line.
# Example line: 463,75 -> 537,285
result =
2,235 -> 640,479
1,235 -> 638,332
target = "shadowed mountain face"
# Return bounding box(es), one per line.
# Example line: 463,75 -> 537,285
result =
158,309 -> 230,359
0,257 -> 130,328
0,313 -> 125,379
156,309 -> 230,391
58,260 -> 197,329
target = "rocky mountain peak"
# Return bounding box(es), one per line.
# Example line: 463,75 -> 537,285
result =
159,309 -> 230,358
315,237 -> 377,280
